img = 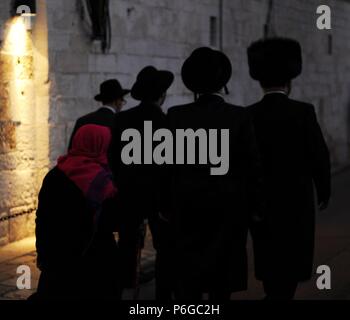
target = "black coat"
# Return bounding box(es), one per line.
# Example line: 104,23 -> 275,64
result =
68,107 -> 116,150
166,94 -> 262,292
35,167 -> 120,299
111,102 -> 167,220
248,93 -> 331,281
111,102 -> 168,287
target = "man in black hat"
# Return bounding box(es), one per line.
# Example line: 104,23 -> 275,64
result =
247,37 -> 331,300
166,47 -> 262,300
110,66 -> 174,300
68,79 -> 130,149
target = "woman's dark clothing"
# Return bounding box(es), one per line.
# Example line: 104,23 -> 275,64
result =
248,93 -> 331,283
36,125 -> 120,300
35,167 -> 120,299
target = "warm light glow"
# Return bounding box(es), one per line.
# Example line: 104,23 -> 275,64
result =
0,1 -> 50,246
0,17 -> 33,123
0,16 -> 35,239
3,17 -> 29,56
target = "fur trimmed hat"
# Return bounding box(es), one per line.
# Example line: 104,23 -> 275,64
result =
247,37 -> 302,86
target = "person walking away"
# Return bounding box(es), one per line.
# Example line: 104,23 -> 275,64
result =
111,66 -> 174,300
68,79 -> 130,150
247,37 -> 331,300
167,47 -> 263,300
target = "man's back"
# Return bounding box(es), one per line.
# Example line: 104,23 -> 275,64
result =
167,94 -> 259,192
69,108 -> 115,149
112,102 -> 166,183
166,94 -> 261,292
248,92 -> 330,202
111,103 -> 166,219
248,92 -> 331,281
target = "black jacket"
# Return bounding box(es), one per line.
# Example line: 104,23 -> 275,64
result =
110,102 -> 168,288
35,167 -> 120,299
68,107 -> 116,149
248,92 -> 331,281
111,102 -> 167,220
166,94 -> 262,292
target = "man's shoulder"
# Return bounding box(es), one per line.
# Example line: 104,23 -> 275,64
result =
116,105 -> 144,120
76,108 -> 103,123
77,108 -> 115,128
121,104 -> 166,120
167,103 -> 193,115
222,102 -> 246,113
168,101 -> 245,114
248,97 -> 314,113
287,98 -> 314,111
280,98 -> 315,119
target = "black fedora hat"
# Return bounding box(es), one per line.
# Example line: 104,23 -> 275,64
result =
131,66 -> 174,101
247,37 -> 302,85
94,79 -> 130,102
181,47 -> 232,94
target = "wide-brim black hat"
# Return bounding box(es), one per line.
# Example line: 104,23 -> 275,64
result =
131,66 -> 174,101
181,47 -> 232,94
94,79 -> 130,102
247,37 -> 302,84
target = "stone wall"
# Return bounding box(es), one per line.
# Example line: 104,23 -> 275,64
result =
0,0 -> 349,245
0,0 -> 49,246
47,0 -> 350,167
46,0 -> 223,163
223,0 -> 350,167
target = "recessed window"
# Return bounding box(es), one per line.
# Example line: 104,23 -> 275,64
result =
210,16 -> 218,47
328,34 -> 333,55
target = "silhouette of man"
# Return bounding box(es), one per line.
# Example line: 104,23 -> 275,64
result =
111,66 -> 174,299
247,37 -> 331,300
68,79 -> 130,149
167,47 -> 262,300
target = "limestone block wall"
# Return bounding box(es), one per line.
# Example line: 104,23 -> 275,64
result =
0,0 -> 49,246
222,0 -> 350,167
47,0 -> 350,168
46,0 -> 224,163
0,0 -> 350,246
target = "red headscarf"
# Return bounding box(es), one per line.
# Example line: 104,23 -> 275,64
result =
57,124 -> 117,210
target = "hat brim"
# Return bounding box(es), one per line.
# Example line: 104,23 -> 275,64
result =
94,89 -> 130,102
131,71 -> 174,101
181,48 -> 232,94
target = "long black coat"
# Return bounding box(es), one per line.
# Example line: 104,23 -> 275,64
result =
68,107 -> 116,150
35,167 -> 120,299
111,102 -> 167,222
166,94 -> 262,292
111,102 -> 168,287
248,93 -> 331,281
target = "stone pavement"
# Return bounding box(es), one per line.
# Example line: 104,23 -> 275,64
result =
1,169 -> 350,300
0,237 -> 38,300
0,232 -> 156,300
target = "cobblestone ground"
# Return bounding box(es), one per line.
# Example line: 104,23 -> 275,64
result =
1,169 -> 350,300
